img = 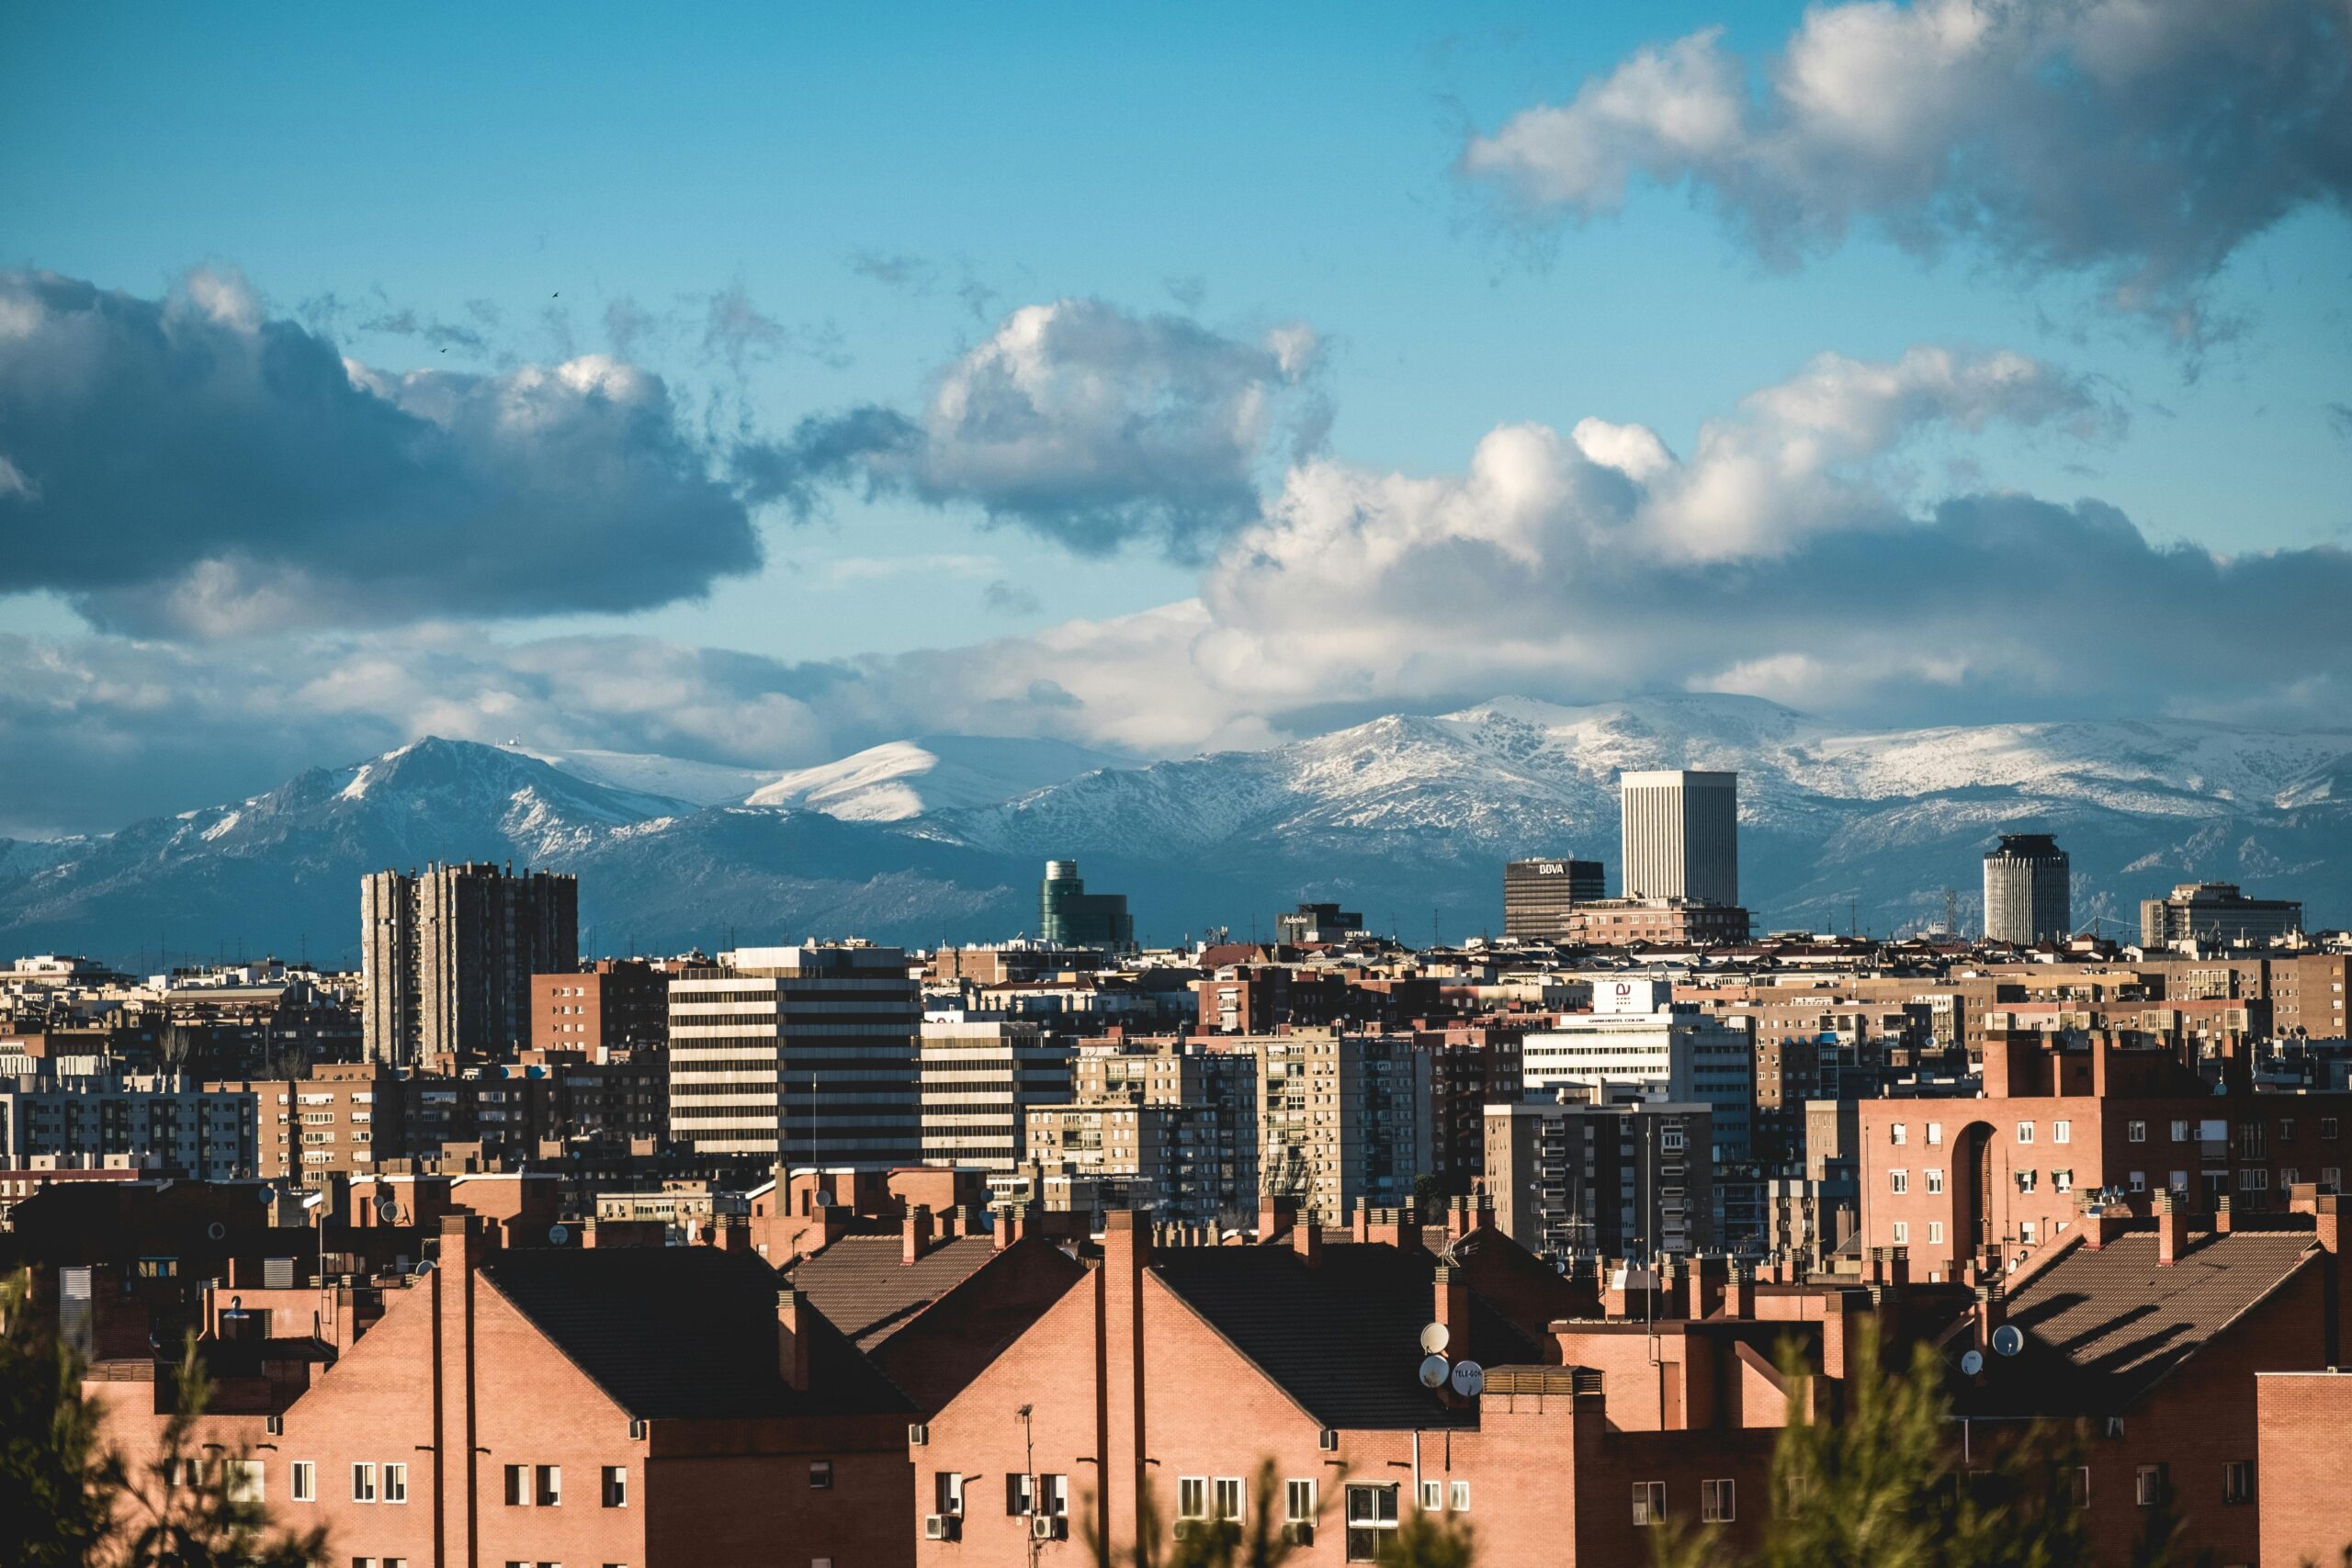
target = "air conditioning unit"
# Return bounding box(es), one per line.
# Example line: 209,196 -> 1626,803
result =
1317,1427 -> 1340,1451
1281,1522 -> 1315,1546
1172,1520 -> 1199,1540
908,1423 -> 930,1447
1032,1514 -> 1067,1540
923,1514 -> 959,1541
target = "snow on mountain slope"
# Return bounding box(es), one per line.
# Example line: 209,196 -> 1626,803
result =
499,744 -> 782,807
746,736 -> 1125,821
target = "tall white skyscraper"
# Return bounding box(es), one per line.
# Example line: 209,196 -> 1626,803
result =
1618,770 -> 1739,906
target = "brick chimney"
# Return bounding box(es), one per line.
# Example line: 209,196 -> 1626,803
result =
1657,1256 -> 1689,1319
1258,1193 -> 1297,1244
1351,1200 -> 1372,1245
901,1203 -> 933,1266
1884,1246 -> 1910,1292
2077,1192 -> 2129,1251
1727,1260 -> 1756,1320
1433,1265 -> 1470,1370
1692,1256 -> 1727,1319
776,1286 -> 811,1392
1973,1283 -> 2005,1355
718,1215 -> 752,1254
1293,1215 -> 1324,1268
992,1200 -> 1028,1252
2213,1196 -> 2233,1235
1367,1206 -> 1419,1254
2156,1190 -> 2188,1267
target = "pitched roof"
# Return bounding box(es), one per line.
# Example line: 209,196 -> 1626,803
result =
481,1246 -> 911,1420
783,1235 -> 1001,1349
1962,1228 -> 2316,1416
1149,1243 -> 1541,1430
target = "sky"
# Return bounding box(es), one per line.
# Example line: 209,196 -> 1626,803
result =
3,0 -> 2350,837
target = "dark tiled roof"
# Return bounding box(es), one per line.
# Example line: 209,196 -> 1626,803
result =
482,1247 -> 911,1420
1150,1243 -> 1541,1430
1963,1229 -> 2315,1416
783,1235 -> 1001,1349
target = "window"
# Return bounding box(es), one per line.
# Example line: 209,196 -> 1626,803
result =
2241,1168 -> 2270,1191
2130,1169 -> 2147,1192
1631,1482 -> 1667,1527
1929,1222 -> 1945,1245
2171,1120 -> 2190,1144
355,1559 -> 377,1568
2136,1465 -> 2167,1507
2054,1169 -> 2073,1193
1702,1479 -> 1736,1524
1893,1222 -> 1910,1244
2279,1119 -> 2296,1143
1927,1122 -> 1943,1146
1345,1483 -> 1398,1561
2016,1169 -> 2038,1193
2070,1468 -> 2090,1507
2053,1120 -> 2071,1145
352,1463 -> 377,1504
505,1465 -> 530,1506
1890,1169 -> 1908,1195
933,1472 -> 964,1516
2324,1167 -> 2343,1190
1450,1481 -> 1470,1513
1042,1474 -> 1069,1517
1927,1168 -> 1945,1194
225,1461 -> 263,1504
536,1466 -> 560,1507
1286,1480 -> 1316,1524
292,1462 -> 316,1503
1890,1123 -> 1907,1145
1008,1472 -> 1035,1515
1419,1480 -> 1444,1512
1179,1477 -> 1207,1520
384,1463 -> 406,1504
2222,1461 -> 2253,1505
2128,1120 -> 2147,1144
808,1461 -> 832,1491
2324,1118 -> 2341,1140
2017,1122 -> 2035,1145
1215,1477 -> 1245,1521
602,1466 -> 628,1507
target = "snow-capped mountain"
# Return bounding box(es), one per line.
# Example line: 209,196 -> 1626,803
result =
3,695 -> 2348,964
745,736 -> 1125,820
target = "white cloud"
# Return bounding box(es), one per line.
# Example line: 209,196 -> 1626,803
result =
1463,0 -> 2352,336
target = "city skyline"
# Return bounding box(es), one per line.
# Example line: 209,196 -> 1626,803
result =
5,1 -> 2352,840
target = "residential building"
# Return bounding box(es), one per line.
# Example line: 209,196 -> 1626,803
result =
1558,898 -> 1751,948
917,1019 -> 1076,1170
361,863 -> 578,1065
529,958 -> 668,1053
1486,1094 -> 1715,1258
1618,770 -> 1738,906
667,943 -> 922,1168
1251,1031 -> 1433,1226
1982,833 -> 2070,944
1275,902 -> 1365,944
0,1069 -> 262,1179
1502,858 -> 1607,941
1038,859 -> 1135,951
2139,882 -> 2304,950
1521,981 -> 1755,1162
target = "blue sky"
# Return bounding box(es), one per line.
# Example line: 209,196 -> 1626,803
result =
3,0 -> 2350,833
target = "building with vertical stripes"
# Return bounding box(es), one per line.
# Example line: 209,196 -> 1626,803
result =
1617,771 -> 1739,907
666,943 -> 921,1168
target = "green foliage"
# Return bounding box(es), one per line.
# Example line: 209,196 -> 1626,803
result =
0,1266 -> 326,1568
1,1266 -> 120,1568
1085,1461 -> 1471,1568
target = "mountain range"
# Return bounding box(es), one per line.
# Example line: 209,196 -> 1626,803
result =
4,694 -> 2348,968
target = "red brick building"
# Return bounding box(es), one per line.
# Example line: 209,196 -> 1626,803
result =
531,960 -> 670,1054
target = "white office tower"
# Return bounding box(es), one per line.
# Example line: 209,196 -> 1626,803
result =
667,943 -> 921,1167
1519,979 -> 1754,1162
1618,770 -> 1738,906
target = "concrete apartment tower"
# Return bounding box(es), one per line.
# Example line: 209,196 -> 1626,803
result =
1617,771 -> 1739,906
360,862 -> 578,1066
1982,833 -> 2071,943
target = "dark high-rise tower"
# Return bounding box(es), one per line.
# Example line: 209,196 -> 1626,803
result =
361,862 -> 577,1065
1038,859 -> 1135,951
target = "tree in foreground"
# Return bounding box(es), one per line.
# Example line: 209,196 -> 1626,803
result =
1085,1460 -> 1474,1567
0,1265 -> 327,1568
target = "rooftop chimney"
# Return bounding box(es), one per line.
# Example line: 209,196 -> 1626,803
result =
902,1203 -> 933,1267
2157,1190 -> 2188,1267
1434,1265 -> 1469,1393
1727,1260 -> 1756,1320
2213,1196 -> 2233,1235
776,1286 -> 811,1392
1293,1214 -> 1324,1269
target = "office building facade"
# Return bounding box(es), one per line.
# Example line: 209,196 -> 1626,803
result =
361,863 -> 577,1066
917,1019 -> 1076,1170
1037,860 -> 1136,951
1618,771 -> 1738,906
1502,859 -> 1607,940
666,944 -> 921,1168
2139,883 -> 2303,950
1982,833 -> 2071,944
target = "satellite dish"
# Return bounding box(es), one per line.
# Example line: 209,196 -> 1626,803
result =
1419,1321 -> 1451,1354
258,1187 -> 277,1205
1992,1324 -> 2024,1358
375,1193 -> 401,1224
1960,1349 -> 1984,1376
548,1224 -> 571,1247
207,1221 -> 226,1240
1450,1360 -> 1485,1397
1418,1354 -> 1450,1389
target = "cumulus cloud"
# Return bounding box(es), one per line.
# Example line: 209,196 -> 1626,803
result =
1462,0 -> 2352,336
0,268 -> 763,638
739,298 -> 1326,557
